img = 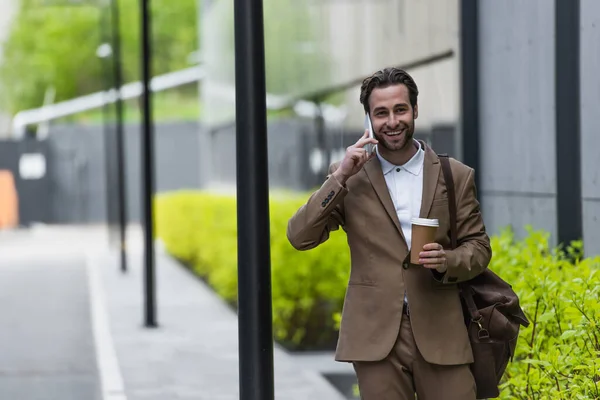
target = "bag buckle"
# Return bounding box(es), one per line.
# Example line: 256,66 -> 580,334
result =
472,316 -> 490,340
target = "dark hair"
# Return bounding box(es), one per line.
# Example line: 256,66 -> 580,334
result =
359,67 -> 419,113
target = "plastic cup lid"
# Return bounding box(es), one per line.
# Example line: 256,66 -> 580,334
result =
411,217 -> 439,227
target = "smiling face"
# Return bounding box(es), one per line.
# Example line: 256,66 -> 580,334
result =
368,83 -> 418,153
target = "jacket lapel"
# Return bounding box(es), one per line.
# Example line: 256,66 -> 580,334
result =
363,143 -> 440,240
419,144 -> 441,218
363,158 -> 403,238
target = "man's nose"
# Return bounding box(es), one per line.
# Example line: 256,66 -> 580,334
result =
387,114 -> 400,128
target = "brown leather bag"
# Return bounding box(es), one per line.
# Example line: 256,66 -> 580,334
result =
438,154 -> 530,399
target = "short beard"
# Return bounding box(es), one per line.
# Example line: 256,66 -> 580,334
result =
375,121 -> 415,151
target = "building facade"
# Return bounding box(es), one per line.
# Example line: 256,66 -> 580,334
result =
198,0 -> 600,254
477,0 -> 600,255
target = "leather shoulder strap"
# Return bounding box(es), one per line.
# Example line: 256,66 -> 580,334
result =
439,154 -> 480,319
438,154 -> 457,249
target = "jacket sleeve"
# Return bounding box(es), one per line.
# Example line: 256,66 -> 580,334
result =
435,168 -> 492,284
286,164 -> 347,251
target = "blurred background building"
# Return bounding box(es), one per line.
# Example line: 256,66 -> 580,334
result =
0,0 -> 599,255
324,0 -> 459,131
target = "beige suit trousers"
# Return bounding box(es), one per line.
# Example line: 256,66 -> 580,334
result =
353,314 -> 477,400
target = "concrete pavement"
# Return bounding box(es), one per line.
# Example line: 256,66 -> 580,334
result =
0,225 -> 348,400
0,228 -> 101,400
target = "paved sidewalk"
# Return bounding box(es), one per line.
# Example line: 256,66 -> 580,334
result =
92,227 -> 346,400
1,225 -> 347,400
0,228 -> 102,400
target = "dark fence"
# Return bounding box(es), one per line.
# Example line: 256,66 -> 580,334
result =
0,139 -> 52,226
0,120 -> 455,226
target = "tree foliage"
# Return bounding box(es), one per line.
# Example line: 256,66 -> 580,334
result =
0,0 -> 198,113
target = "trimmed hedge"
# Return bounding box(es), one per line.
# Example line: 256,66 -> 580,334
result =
492,229 -> 600,399
155,191 -> 600,398
155,190 -> 350,350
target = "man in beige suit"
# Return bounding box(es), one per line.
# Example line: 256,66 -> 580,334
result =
287,68 -> 491,399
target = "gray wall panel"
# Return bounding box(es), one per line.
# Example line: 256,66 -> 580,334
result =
481,194 -> 558,241
580,2 -> 600,198
580,0 -> 600,255
583,201 -> 600,256
478,0 -> 557,242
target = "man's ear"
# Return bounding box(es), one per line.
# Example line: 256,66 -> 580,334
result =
413,104 -> 419,120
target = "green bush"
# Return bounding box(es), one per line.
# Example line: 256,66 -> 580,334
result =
154,190 -> 350,350
492,228 -> 600,399
154,191 -> 600,397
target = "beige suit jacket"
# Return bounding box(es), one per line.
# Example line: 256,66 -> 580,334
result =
287,142 -> 491,365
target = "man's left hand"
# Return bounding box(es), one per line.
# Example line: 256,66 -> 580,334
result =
419,243 -> 447,273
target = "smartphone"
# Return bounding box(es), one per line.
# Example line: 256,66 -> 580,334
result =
363,113 -> 375,156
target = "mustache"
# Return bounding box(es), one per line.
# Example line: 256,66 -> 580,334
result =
378,123 -> 410,133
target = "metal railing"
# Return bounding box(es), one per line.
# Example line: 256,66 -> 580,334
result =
11,49 -> 455,139
10,65 -> 347,139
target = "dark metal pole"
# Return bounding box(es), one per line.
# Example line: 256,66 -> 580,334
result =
99,2 -> 116,239
233,0 -> 274,398
314,100 -> 330,179
140,0 -> 157,327
460,0 -> 481,192
555,0 -> 582,245
110,0 -> 128,273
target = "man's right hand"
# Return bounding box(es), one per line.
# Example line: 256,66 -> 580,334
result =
332,130 -> 378,185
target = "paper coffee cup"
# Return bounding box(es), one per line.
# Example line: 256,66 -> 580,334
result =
410,218 -> 439,264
